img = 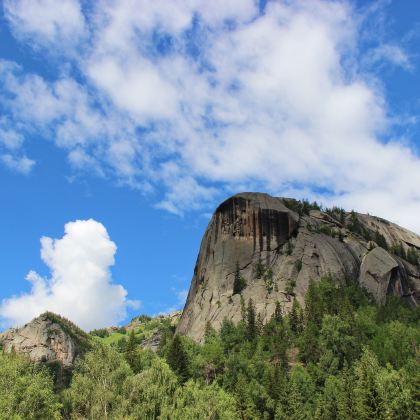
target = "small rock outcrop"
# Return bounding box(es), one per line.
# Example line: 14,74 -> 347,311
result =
177,192 -> 420,342
141,330 -> 163,353
127,310 -> 182,332
359,248 -> 399,305
135,311 -> 181,352
0,312 -> 90,368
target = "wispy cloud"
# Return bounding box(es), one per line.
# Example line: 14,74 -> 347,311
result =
1,0 -> 420,232
364,44 -> 412,70
0,154 -> 35,174
155,286 -> 188,317
175,289 -> 188,306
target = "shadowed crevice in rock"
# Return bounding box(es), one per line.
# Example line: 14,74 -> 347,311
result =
214,194 -> 298,252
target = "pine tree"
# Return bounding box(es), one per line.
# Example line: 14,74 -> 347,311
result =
305,280 -> 324,327
392,242 -> 407,260
407,247 -> 419,265
125,330 -> 140,372
234,374 -> 259,418
374,230 -> 388,250
315,375 -> 345,420
298,304 -> 304,331
246,299 -> 257,340
240,295 -> 246,321
204,321 -> 216,340
411,360 -> 420,419
254,258 -> 266,279
336,365 -> 359,419
400,243 -> 407,260
290,298 -> 302,334
272,323 -> 289,371
285,368 -> 312,419
273,301 -> 283,323
339,209 -> 346,226
302,199 -> 310,215
256,313 -> 264,336
299,321 -> 319,364
167,335 -> 189,383
353,349 -> 381,419
233,262 -> 247,295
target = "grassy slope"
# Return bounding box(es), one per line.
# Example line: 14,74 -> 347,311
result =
95,316 -> 177,346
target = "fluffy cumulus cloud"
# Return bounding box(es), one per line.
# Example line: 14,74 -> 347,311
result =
0,220 -> 139,330
1,0 -> 420,231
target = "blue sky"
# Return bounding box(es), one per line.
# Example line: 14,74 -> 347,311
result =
0,0 -> 419,330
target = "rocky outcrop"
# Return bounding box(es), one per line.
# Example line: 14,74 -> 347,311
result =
135,311 -> 181,352
141,331 -> 163,353
127,310 -> 182,332
177,192 -> 420,342
0,312 -> 90,368
359,247 -> 413,305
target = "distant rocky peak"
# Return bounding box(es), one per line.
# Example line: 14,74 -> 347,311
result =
0,312 -> 90,368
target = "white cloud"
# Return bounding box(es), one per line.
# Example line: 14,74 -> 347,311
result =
0,61 -> 142,180
87,55 -> 179,121
2,0 -> 420,232
0,154 -> 35,174
176,289 -> 188,306
156,287 -> 188,316
0,121 -> 24,150
3,0 -> 86,47
365,44 -> 412,70
0,219 -> 139,330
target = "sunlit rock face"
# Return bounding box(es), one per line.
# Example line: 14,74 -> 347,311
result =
0,312 -> 87,367
177,192 -> 420,342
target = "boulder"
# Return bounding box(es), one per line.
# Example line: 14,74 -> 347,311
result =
359,247 -> 411,305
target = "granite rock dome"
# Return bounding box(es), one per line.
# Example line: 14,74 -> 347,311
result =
177,193 -> 420,342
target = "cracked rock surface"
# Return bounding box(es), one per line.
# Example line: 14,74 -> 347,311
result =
0,313 -> 86,367
177,192 -> 420,342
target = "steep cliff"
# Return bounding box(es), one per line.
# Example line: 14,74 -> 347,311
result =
177,192 -> 420,341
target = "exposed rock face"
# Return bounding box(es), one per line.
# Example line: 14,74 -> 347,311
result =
359,247 -> 410,305
0,312 -> 89,367
135,311 -> 181,352
177,192 -> 420,342
141,331 -> 162,353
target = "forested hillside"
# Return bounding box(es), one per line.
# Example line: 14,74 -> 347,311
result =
0,277 -> 418,419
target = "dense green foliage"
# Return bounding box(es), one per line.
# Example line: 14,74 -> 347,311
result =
0,352 -> 61,419
89,328 -> 110,338
283,198 -> 321,216
1,278 -> 419,419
